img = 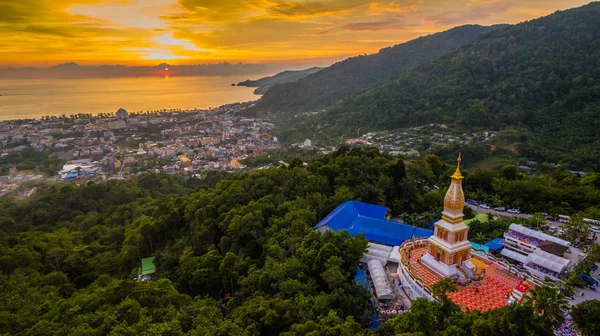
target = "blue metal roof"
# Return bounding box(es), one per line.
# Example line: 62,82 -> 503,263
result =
484,238 -> 505,252
314,201 -> 433,246
354,269 -> 369,292
470,242 -> 490,254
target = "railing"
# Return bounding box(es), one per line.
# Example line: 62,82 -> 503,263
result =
470,246 -> 564,288
398,239 -> 434,297
399,240 -> 566,301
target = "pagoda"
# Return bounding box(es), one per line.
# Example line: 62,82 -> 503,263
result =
421,154 -> 472,277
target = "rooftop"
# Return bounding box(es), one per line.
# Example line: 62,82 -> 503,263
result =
314,201 -> 433,246
141,257 -> 156,275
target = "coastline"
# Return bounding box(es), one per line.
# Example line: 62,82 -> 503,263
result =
0,76 -> 262,121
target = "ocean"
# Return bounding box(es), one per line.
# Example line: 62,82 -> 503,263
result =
0,75 -> 263,121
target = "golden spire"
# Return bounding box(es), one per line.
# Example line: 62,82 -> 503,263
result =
450,153 -> 463,180
443,153 -> 466,216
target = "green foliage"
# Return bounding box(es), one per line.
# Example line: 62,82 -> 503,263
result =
462,167 -> 600,218
572,300 -> 600,336
373,297 -> 552,336
0,146 -> 593,334
241,147 -> 319,168
286,3 -> 600,169
466,218 -> 511,242
0,147 -> 410,335
523,286 -> 569,328
0,147 -> 64,175
561,214 -> 592,244
254,25 -> 501,116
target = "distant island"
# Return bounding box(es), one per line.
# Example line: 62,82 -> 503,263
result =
237,67 -> 323,94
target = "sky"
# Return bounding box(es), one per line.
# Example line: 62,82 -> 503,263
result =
0,0 -> 591,67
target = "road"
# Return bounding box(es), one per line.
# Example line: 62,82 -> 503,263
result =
466,204 -> 600,244
466,204 -> 555,223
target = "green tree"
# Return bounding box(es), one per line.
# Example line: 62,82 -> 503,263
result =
529,213 -> 547,231
501,165 -> 519,180
472,232 -> 487,244
431,278 -> 457,302
572,300 -> 600,336
523,286 -> 569,328
562,214 -> 591,243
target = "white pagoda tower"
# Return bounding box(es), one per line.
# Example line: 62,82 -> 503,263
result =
421,154 -> 472,277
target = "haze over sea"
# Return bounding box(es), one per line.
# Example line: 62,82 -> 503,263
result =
0,75 -> 262,121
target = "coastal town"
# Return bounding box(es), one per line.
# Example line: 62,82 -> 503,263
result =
0,103 -> 284,196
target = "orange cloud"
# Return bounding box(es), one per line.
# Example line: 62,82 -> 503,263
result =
0,0 -> 592,66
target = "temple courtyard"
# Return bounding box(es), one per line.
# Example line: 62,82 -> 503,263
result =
403,244 -> 527,312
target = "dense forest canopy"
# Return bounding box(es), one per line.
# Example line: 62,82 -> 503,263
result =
1,147 -> 599,335
252,25 -> 503,114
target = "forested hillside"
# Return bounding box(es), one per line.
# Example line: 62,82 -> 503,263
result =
309,2 -> 600,170
253,24 -> 504,113
2,147 -> 600,334
0,148 -> 408,335
237,67 -> 323,94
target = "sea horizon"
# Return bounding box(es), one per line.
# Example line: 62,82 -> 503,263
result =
0,75 -> 264,121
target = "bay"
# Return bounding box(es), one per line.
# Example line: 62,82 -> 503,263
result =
0,75 -> 263,121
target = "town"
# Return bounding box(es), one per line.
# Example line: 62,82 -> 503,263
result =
0,103 -> 283,197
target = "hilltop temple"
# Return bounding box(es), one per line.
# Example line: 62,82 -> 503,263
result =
316,155 -> 577,312
420,155 -> 473,277
398,155 -> 535,311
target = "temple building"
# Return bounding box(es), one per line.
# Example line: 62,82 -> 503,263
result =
316,155 -> 573,313
397,155 -> 549,311
421,155 -> 473,277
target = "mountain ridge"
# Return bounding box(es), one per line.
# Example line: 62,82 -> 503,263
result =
252,24 -> 508,113
236,67 -> 323,94
301,2 -> 600,170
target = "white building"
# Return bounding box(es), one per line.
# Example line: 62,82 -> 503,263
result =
501,224 -> 584,280
108,120 -> 126,130
116,108 -> 129,121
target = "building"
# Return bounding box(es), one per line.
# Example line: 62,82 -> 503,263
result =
116,108 -> 129,122
137,257 -> 155,282
161,129 -> 181,137
397,155 -> 550,312
314,201 -> 432,264
108,120 -> 126,130
420,155 -> 473,278
501,224 -> 584,280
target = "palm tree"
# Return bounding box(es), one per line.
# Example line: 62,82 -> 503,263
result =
530,212 -> 547,230
489,194 -> 502,207
473,232 -> 487,244
523,286 -> 569,328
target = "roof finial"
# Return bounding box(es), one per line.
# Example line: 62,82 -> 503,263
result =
451,153 -> 463,180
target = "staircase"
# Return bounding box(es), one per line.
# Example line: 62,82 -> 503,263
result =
460,265 -> 476,280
